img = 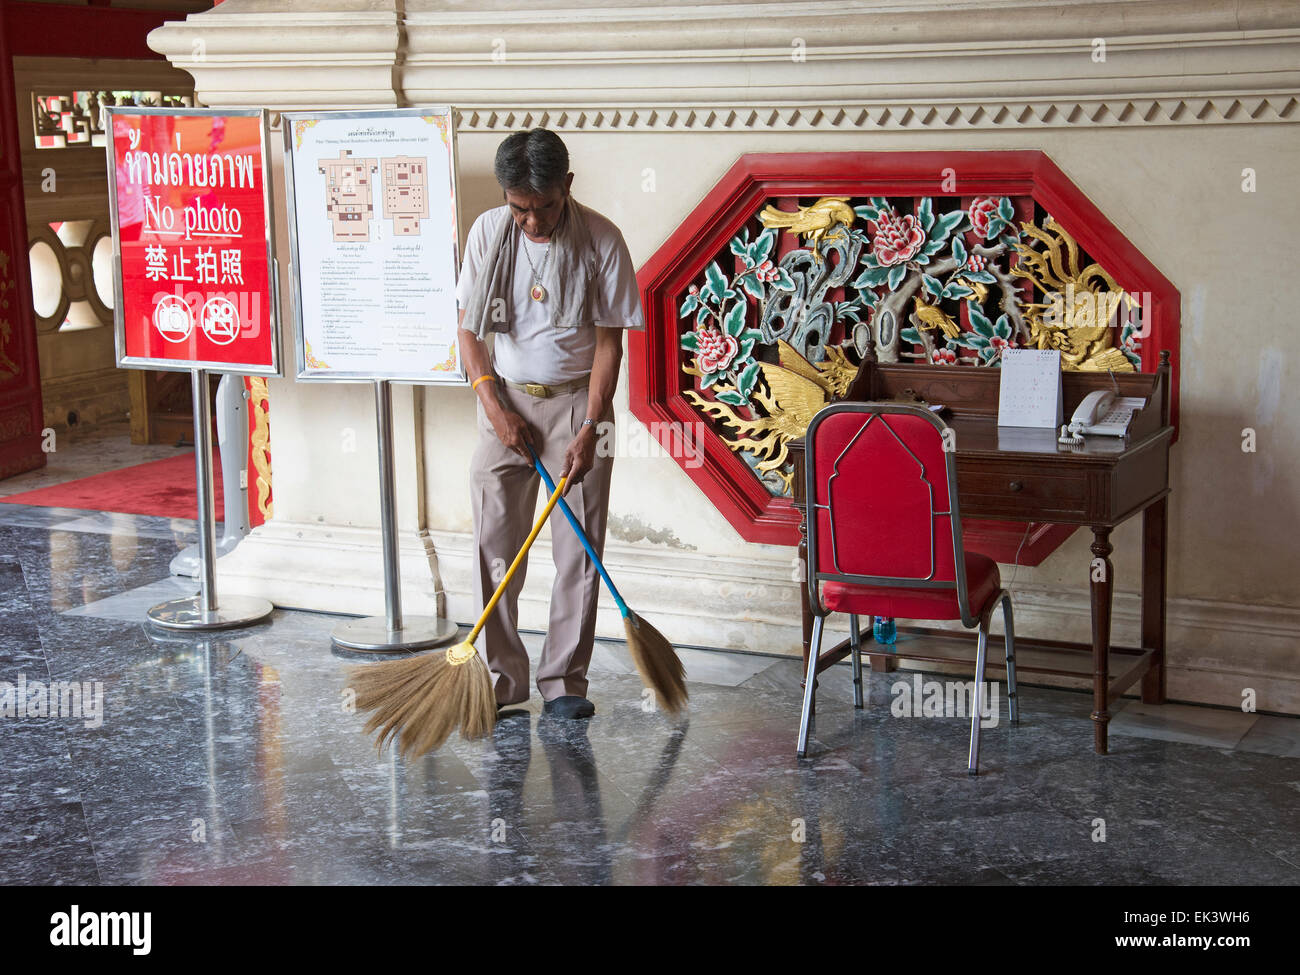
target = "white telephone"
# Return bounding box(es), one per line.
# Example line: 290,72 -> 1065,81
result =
1058,390 -> 1144,444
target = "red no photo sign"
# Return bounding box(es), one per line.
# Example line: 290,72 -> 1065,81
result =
106,108 -> 280,375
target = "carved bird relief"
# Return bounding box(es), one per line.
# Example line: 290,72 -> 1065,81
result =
758,197 -> 857,261
1013,218 -> 1135,371
685,340 -> 857,494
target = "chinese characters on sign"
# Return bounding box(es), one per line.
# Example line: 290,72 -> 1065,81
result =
107,109 -> 278,374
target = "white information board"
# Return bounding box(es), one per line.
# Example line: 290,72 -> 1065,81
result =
997,348 -> 1062,428
282,108 -> 464,383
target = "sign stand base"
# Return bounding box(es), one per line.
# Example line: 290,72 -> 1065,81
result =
148,593 -> 276,630
330,615 -> 458,653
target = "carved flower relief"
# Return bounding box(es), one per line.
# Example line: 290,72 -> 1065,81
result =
869,209 -> 926,266
694,325 -> 740,374
968,197 -> 1000,238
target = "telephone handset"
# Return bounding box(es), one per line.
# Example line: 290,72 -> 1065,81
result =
1058,390 -> 1144,444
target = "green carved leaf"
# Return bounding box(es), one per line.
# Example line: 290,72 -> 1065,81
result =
703,261 -> 732,304
715,389 -> 747,406
930,209 -> 966,243
680,330 -> 700,352
887,263 -> 908,291
752,228 -> 777,263
997,196 -> 1015,222
771,268 -> 796,291
922,273 -> 944,298
738,361 -> 761,398
701,370 -> 723,389
900,326 -> 924,346
965,269 -> 996,284
852,266 -> 891,289
942,283 -> 974,300
722,300 -> 747,338
952,236 -> 967,266
739,272 -> 764,300
917,197 -> 935,232
968,304 -> 994,336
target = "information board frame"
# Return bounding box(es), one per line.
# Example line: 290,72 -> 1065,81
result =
281,107 -> 465,385
104,106 -> 281,377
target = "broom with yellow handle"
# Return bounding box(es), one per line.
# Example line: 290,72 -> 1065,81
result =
528,445 -> 688,714
349,474 -> 569,758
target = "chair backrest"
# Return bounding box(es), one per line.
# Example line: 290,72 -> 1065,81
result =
804,402 -> 974,625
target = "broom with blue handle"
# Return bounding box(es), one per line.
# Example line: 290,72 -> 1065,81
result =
529,443 -> 687,713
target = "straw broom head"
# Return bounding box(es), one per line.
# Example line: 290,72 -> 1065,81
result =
624,611 -> 687,714
348,641 -> 496,759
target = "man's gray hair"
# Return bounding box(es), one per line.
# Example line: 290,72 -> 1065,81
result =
494,128 -> 569,194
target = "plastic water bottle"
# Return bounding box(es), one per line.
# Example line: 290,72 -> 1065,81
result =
873,616 -> 897,645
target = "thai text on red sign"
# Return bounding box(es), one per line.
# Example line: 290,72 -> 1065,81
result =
110,111 -> 275,371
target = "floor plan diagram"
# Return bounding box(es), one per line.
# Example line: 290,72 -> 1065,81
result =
380,156 -> 429,236
320,149 -> 377,242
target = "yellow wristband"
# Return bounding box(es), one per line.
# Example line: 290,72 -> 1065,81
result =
472,374 -> 495,391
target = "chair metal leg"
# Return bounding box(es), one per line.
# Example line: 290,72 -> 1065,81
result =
849,614 -> 864,709
968,615 -> 990,776
797,616 -> 825,757
1002,592 -> 1019,726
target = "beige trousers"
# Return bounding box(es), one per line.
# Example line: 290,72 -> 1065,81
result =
470,382 -> 614,705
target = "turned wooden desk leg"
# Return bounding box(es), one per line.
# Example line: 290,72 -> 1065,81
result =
1090,527 -> 1115,754
1141,497 -> 1168,705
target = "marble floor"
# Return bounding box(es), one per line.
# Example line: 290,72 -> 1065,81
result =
1,500 -> 1298,885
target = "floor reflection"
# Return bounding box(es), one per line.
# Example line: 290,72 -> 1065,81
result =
2,506 -> 1300,885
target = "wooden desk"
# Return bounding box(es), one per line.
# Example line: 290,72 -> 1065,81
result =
789,353 -> 1173,754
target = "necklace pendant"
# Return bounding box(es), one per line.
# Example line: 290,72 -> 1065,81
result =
530,284 -> 546,302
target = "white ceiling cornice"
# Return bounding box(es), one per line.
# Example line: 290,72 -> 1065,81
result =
146,0 -> 1300,127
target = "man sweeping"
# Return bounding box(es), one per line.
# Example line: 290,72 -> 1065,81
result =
457,128 -> 643,720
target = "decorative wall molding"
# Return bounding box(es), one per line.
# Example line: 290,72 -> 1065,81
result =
451,95 -> 1300,132
149,1 -> 1300,130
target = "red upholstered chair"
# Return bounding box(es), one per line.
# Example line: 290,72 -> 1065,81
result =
798,403 -> 1018,774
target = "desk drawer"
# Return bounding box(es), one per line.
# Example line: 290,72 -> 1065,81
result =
957,469 -> 1091,519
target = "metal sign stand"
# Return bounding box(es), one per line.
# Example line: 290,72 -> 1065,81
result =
148,368 -> 275,630
331,380 -> 459,652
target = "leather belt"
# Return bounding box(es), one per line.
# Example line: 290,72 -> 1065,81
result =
502,376 -> 590,398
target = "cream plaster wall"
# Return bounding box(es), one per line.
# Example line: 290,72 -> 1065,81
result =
151,0 -> 1300,712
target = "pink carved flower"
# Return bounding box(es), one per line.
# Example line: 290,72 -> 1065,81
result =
967,253 -> 988,272
931,347 -> 957,365
696,327 -> 739,374
968,198 -> 999,238
752,259 -> 779,283
988,335 -> 1014,357
870,210 -> 926,267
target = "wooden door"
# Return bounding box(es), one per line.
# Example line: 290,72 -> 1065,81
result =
0,0 -> 46,480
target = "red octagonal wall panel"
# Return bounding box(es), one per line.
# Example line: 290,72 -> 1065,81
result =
630,151 -> 1181,546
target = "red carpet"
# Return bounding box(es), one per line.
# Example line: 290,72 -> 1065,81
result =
1,452 -> 225,521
